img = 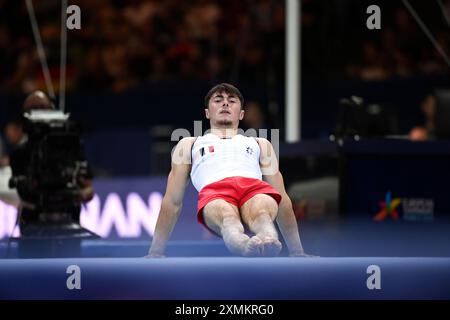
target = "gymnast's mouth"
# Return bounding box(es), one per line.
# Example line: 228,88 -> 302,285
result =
219,110 -> 231,114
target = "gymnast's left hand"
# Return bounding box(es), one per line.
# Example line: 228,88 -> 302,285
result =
145,252 -> 166,258
289,251 -> 319,258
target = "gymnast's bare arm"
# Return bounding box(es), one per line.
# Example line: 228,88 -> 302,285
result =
257,138 -> 308,257
147,137 -> 195,258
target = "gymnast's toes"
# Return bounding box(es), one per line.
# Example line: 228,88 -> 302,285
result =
261,237 -> 282,257
243,236 -> 264,257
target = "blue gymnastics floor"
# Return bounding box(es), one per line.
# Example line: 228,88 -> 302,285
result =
0,257 -> 449,299
0,218 -> 449,299
3,217 -> 450,258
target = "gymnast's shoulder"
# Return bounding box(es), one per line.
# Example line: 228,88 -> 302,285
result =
171,137 -> 196,165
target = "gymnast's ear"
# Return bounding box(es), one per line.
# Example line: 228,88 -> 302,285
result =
205,108 -> 210,119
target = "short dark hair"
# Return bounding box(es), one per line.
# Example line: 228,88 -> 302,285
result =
204,83 -> 244,109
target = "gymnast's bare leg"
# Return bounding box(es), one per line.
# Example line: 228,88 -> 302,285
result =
202,199 -> 253,256
240,194 -> 282,256
202,196 -> 281,257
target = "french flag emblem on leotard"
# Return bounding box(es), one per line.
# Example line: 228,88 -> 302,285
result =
200,145 -> 215,156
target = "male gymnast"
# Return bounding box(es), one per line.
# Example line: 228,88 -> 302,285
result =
148,83 -> 310,257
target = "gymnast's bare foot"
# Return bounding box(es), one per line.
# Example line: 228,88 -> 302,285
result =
243,236 -> 264,257
260,237 -> 282,257
242,236 -> 282,257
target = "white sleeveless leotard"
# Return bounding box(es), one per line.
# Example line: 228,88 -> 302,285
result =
190,133 -> 261,192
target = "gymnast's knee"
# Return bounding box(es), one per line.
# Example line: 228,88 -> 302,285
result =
221,214 -> 245,233
244,208 -> 277,227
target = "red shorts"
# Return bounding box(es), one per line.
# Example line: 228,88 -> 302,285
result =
197,176 -> 282,233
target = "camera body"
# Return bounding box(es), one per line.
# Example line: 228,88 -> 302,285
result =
9,110 -> 91,221
335,96 -> 398,139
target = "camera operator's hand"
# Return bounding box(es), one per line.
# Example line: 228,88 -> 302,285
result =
0,156 -> 9,167
20,200 -> 36,210
79,180 -> 94,202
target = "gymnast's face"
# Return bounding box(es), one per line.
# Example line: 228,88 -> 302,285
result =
205,91 -> 244,128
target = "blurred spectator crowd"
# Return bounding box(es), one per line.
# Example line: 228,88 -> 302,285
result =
0,0 -> 285,94
0,0 -> 449,95
302,0 -> 450,80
